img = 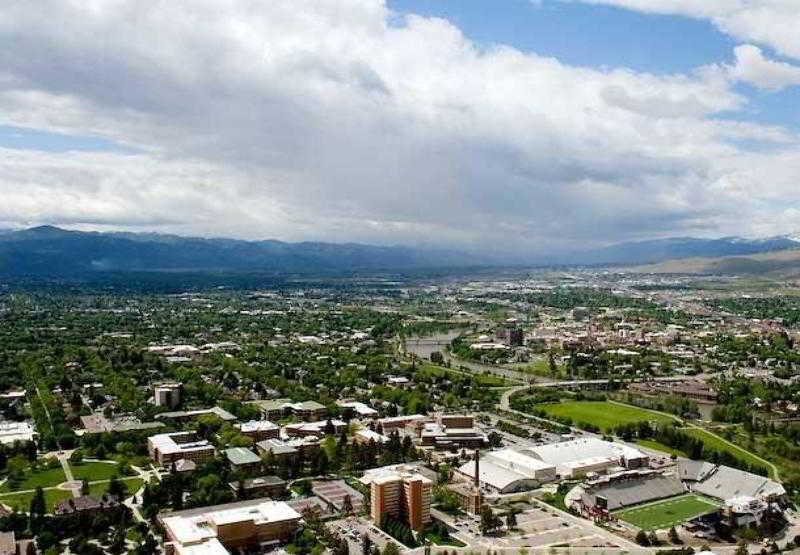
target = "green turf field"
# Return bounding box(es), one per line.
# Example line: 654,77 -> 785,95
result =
613,494 -> 720,531
538,401 -> 677,432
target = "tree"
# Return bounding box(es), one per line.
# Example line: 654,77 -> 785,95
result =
506,511 -> 517,530
668,526 -> 680,544
133,534 -> 159,555
635,530 -> 650,546
341,494 -> 353,514
480,505 -> 500,535
382,544 -> 400,555
361,534 -> 372,555
29,486 -> 46,517
81,478 -> 90,495
107,475 -> 126,498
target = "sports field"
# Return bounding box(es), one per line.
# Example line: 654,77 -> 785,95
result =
613,494 -> 719,531
538,401 -> 677,432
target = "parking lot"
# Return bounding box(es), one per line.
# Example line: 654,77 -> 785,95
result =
436,501 -> 630,551
326,516 -> 405,553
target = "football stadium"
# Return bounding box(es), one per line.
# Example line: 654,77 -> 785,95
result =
566,460 -> 785,531
613,494 -> 720,531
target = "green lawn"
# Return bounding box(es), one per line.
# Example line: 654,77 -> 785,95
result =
71,461 -> 122,482
88,477 -> 143,498
0,466 -> 67,493
0,488 -> 73,513
613,494 -> 720,531
538,401 -> 676,432
635,439 -> 687,458
682,427 -> 774,477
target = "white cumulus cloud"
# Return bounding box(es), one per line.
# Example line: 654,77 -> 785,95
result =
0,0 -> 798,255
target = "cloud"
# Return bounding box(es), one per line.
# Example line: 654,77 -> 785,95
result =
727,44 -> 800,91
0,0 -> 798,256
571,1 -> 800,62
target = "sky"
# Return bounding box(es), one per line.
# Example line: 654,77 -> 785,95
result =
1,0 -> 800,257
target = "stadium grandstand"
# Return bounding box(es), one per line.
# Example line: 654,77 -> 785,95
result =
570,460 -> 786,530
568,470 -> 686,512
688,464 -> 785,503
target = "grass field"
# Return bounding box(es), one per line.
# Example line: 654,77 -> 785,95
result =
0,488 -> 72,513
71,461 -> 122,482
0,465 -> 67,493
613,494 -> 719,531
538,401 -> 677,432
682,427 -> 775,477
635,439 -> 687,458
88,477 -> 143,498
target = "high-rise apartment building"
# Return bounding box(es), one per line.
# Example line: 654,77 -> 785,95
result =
369,471 -> 432,531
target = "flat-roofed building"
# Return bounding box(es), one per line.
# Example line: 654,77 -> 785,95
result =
247,399 -> 291,421
160,498 -> 301,555
365,469 -> 432,531
458,448 -> 557,493
354,428 -> 388,444
283,419 -> 347,438
154,382 -> 183,409
238,420 -> 279,442
437,414 -> 474,429
0,421 -> 36,445
148,432 -> 216,467
155,406 -> 236,424
419,422 -> 486,449
224,447 -> 262,474
228,476 -> 287,499
337,401 -> 378,419
529,438 -> 648,478
285,401 -> 327,422
256,437 -> 320,462
377,414 -> 427,433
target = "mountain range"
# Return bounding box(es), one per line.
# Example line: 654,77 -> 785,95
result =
0,226 -> 799,279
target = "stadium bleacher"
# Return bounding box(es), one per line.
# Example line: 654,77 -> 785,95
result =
581,472 -> 687,511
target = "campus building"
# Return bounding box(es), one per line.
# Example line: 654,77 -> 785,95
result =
238,420 -> 280,442
362,469 -> 432,531
154,382 -> 183,409
160,498 -> 301,554
148,431 -> 216,467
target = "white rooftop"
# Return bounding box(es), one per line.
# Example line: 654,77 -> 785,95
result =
163,500 -> 301,546
239,420 -> 278,432
530,437 -> 644,466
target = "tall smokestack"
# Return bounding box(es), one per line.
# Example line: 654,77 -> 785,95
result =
474,449 -> 480,489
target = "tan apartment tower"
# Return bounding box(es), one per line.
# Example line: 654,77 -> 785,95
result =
370,472 -> 432,531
